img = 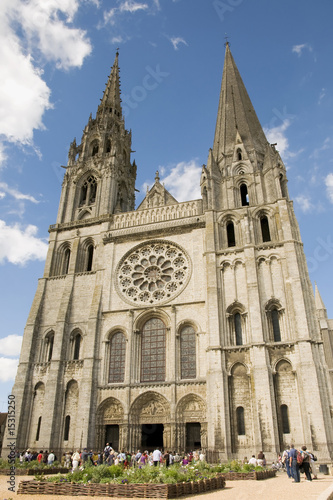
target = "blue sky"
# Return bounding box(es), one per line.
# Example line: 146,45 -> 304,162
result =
0,0 -> 333,410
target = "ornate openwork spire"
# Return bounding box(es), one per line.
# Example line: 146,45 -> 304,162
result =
97,51 -> 122,119
213,44 -> 268,160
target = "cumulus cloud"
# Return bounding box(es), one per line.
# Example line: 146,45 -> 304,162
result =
0,335 -> 23,357
264,119 -> 291,158
0,357 -> 19,382
0,0 -> 92,150
292,43 -> 313,57
168,36 -> 188,51
0,220 -> 48,266
325,173 -> 333,204
147,159 -> 202,202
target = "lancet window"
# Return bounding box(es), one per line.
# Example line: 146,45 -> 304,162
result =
140,318 -> 166,382
109,332 -> 126,383
80,176 -> 97,207
180,325 -> 196,379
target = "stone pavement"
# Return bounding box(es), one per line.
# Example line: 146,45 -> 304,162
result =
0,471 -> 333,500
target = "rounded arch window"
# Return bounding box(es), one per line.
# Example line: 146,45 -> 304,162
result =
240,184 -> 249,206
226,221 -> 236,247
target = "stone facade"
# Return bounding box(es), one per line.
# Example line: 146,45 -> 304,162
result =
4,46 -> 333,462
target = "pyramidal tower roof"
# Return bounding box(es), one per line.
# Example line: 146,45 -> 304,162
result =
97,51 -> 122,118
213,43 -> 268,160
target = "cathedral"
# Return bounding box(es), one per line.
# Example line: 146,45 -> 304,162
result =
6,44 -> 333,462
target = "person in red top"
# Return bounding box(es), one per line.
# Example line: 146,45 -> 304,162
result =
37,450 -> 43,463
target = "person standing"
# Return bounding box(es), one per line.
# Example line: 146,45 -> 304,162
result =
257,451 -> 265,466
152,447 -> 162,466
72,450 -> 80,470
301,446 -> 312,481
289,444 -> 300,482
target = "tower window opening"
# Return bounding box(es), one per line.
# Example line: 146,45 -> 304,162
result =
80,176 -> 97,207
91,142 -> 99,156
36,416 -> 42,441
281,404 -> 290,434
47,334 -> 54,361
64,415 -> 70,441
236,406 -> 245,435
62,248 -> 71,275
279,174 -> 288,198
234,313 -> 243,345
227,221 -> 236,247
271,308 -> 281,342
237,148 -> 242,161
240,184 -> 249,206
86,244 -> 94,272
260,216 -> 271,242
73,334 -> 81,360
106,139 -> 111,153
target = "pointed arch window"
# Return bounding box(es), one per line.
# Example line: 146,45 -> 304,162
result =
236,406 -> 245,435
234,313 -> 243,346
280,404 -> 290,434
180,325 -> 196,380
141,318 -> 166,382
279,174 -> 288,198
260,216 -> 271,242
271,308 -> 281,342
240,184 -> 249,206
237,148 -> 242,161
73,333 -> 82,360
227,222 -> 236,247
109,332 -> 126,383
64,415 -> 70,441
36,416 -> 42,441
44,331 -> 55,362
86,244 -> 94,272
91,140 -> 99,157
62,248 -> 71,275
80,175 -> 97,207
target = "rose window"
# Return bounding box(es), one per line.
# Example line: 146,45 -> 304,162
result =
116,241 -> 191,305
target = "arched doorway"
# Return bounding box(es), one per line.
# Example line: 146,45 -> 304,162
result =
130,392 -> 171,451
96,398 -> 124,451
176,394 -> 207,452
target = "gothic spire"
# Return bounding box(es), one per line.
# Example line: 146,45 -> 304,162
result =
97,51 -> 122,118
213,43 -> 268,160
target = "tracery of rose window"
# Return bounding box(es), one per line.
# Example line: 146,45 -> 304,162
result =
115,241 -> 191,306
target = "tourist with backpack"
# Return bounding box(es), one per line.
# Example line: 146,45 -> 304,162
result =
289,444 -> 300,482
300,446 -> 312,481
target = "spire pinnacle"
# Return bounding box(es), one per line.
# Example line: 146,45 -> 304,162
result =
97,51 -> 122,118
213,44 -> 268,160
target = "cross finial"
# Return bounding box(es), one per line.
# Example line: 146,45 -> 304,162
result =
224,34 -> 230,47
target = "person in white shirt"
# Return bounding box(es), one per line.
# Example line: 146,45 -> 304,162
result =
248,455 -> 257,466
152,448 -> 162,466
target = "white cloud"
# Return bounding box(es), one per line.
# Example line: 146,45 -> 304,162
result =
154,159 -> 202,202
0,182 -> 39,203
169,36 -> 188,51
0,220 -> 48,266
0,357 -> 19,382
103,1 -> 148,25
292,43 -> 313,57
0,0 -> 92,150
325,173 -> 333,204
264,119 -> 291,158
0,335 -> 23,357
310,137 -> 331,159
295,195 -> 313,213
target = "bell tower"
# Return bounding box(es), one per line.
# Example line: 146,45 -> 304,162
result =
57,51 -> 137,224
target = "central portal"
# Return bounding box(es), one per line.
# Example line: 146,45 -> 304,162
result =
141,424 -> 164,451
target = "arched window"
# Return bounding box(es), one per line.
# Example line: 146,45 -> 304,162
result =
64,415 -> 70,441
180,325 -> 196,379
73,334 -> 81,360
240,184 -> 249,206
280,404 -> 290,434
260,216 -> 271,242
106,139 -> 111,153
86,244 -> 94,272
236,406 -> 245,435
45,332 -> 54,362
279,174 -> 288,198
237,148 -> 242,161
109,332 -> 126,383
36,416 -> 42,441
234,313 -> 243,345
91,140 -> 99,156
141,318 -> 166,382
62,248 -> 71,275
227,222 -> 236,247
80,176 -> 97,207
271,308 -> 281,342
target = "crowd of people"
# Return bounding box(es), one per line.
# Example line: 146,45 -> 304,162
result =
280,444 -> 318,482
15,445 -> 206,470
